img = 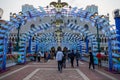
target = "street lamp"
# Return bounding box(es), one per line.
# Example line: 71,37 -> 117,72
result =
16,21 -> 21,51
91,13 -> 105,52
55,29 -> 62,46
12,12 -> 23,51
91,12 -> 101,52
96,20 -> 101,52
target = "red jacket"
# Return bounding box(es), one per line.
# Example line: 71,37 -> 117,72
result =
97,53 -> 102,59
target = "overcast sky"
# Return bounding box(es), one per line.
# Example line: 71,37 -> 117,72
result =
0,0 -> 120,24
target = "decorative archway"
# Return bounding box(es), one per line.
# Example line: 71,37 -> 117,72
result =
0,0 -> 119,72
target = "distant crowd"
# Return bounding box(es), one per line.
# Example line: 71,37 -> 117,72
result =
31,46 -> 108,73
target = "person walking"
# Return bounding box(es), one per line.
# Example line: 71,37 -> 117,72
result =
104,51 -> 108,63
56,46 -> 64,73
67,50 -> 71,63
89,50 -> 95,69
70,50 -> 75,68
34,52 -> 37,62
62,47 -> 68,68
75,50 -> 80,67
37,51 -> 41,62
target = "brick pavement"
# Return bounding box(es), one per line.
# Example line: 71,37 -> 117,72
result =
0,60 -> 119,80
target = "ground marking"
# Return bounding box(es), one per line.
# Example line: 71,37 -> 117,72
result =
76,69 -> 90,80
23,68 -> 89,80
0,65 -> 28,79
95,69 -> 118,80
23,68 -> 40,80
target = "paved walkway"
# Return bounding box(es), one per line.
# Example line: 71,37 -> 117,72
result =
0,60 -> 120,80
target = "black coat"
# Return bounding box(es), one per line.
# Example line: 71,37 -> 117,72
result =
89,52 -> 94,62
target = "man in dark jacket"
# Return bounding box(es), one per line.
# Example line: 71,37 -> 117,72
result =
70,50 -> 75,68
75,50 -> 80,67
89,50 -> 95,69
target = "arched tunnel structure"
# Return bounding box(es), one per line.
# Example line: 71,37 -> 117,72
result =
0,0 -> 120,72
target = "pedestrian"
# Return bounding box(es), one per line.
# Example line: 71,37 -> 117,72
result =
70,50 -> 75,68
89,50 -> 95,69
41,51 -> 44,62
45,51 -> 48,62
67,50 -> 71,63
44,51 -> 47,62
34,52 -> 37,62
37,51 -> 41,62
48,52 -> 51,60
62,47 -> 68,68
104,51 -> 108,63
96,50 -> 102,68
75,50 -> 80,67
56,46 -> 64,73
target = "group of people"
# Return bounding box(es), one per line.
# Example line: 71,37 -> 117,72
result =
33,47 -> 105,73
55,47 -> 105,73
33,51 -> 51,62
55,46 -> 81,73
88,50 -> 106,70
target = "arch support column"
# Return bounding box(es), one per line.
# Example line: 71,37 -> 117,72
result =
24,41 -> 27,63
28,36 -> 32,53
80,41 -> 82,54
35,41 -> 38,53
2,36 -> 8,70
85,36 -> 89,53
108,38 -> 113,71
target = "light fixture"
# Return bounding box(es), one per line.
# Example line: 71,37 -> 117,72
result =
55,30 -> 61,35
101,15 -> 105,18
13,13 -> 17,18
19,12 -> 23,16
17,18 -> 21,21
10,12 -> 13,16
94,12 -> 98,16
90,15 -> 94,19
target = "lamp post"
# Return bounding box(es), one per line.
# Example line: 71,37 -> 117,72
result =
85,36 -> 89,53
16,22 -> 21,51
96,20 -> 101,52
91,12 -> 101,52
55,29 -> 62,46
12,12 -> 25,51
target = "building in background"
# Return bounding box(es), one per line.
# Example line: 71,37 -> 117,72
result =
22,4 -> 35,12
85,5 -> 98,14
